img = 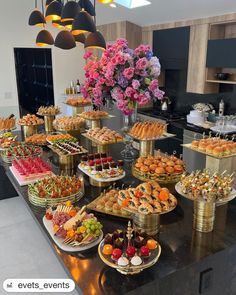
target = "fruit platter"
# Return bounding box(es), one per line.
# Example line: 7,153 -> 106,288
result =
0,117 -> 16,131
25,134 -> 48,146
49,142 -> 88,156
118,181 -> 177,215
87,188 -> 132,219
46,134 -> 78,144
0,144 -> 42,164
183,137 -> 236,159
98,221 -> 161,275
10,157 -> 54,186
28,176 -> 84,207
132,153 -> 185,184
0,132 -> 18,149
175,170 -> 236,205
37,106 -> 61,116
43,202 -> 103,252
78,153 -> 125,182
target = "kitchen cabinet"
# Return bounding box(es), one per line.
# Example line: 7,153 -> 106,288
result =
186,24 -> 219,94
153,27 -> 190,70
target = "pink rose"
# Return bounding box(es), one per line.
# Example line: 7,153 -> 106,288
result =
123,67 -> 134,80
125,87 -> 135,98
83,51 -> 93,60
148,79 -> 159,92
132,79 -> 140,90
136,57 -> 148,70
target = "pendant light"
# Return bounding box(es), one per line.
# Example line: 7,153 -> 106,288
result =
72,9 -> 96,35
55,30 -> 76,49
36,29 -> 54,46
61,1 -> 80,22
64,20 -> 73,29
28,0 -> 46,26
52,20 -> 64,28
46,0 -> 61,8
45,0 -> 63,21
97,0 -> 113,3
74,33 -> 86,44
78,0 -> 95,16
84,31 -> 106,49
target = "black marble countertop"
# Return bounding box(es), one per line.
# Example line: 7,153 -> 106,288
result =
1,140 -> 236,295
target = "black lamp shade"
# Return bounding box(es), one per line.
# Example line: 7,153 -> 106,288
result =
78,0 -> 95,16
52,20 -> 64,28
63,20 -> 73,29
45,0 -> 63,21
74,33 -> 86,44
46,0 -> 61,7
84,31 -> 106,50
36,29 -> 54,47
61,1 -> 80,22
72,10 -> 96,35
28,9 -> 46,26
55,30 -> 76,50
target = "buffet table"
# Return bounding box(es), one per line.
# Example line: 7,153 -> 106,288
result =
1,136 -> 236,295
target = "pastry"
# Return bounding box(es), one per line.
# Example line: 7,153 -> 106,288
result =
18,114 -> 44,126
129,121 -> 167,140
53,116 -> 84,130
80,111 -> 109,119
86,127 -> 123,144
65,97 -> 91,106
0,117 -> 16,131
38,106 -> 60,116
131,256 -> 142,266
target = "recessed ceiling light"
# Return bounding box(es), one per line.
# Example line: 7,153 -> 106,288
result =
110,3 -> 117,8
114,0 -> 151,9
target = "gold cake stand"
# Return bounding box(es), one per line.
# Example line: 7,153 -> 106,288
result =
175,182 -> 236,232
82,133 -> 123,154
64,103 -> 92,116
37,112 -> 61,133
182,143 -> 236,174
19,124 -> 43,140
129,133 -> 176,157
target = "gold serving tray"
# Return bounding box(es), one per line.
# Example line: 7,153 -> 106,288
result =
78,114 -> 115,121
87,192 -> 132,219
175,182 -> 236,206
132,165 -> 184,184
98,239 -> 161,275
48,144 -> 88,156
82,133 -> 124,146
128,132 -> 176,141
28,190 -> 84,208
182,143 -> 236,159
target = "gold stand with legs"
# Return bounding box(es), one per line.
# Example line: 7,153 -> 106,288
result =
89,178 -> 112,187
97,144 -> 109,154
193,201 -> 216,233
44,115 -> 55,133
21,125 -> 38,140
133,213 -> 160,236
139,140 -> 155,157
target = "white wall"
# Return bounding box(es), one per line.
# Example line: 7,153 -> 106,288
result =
0,0 -> 85,120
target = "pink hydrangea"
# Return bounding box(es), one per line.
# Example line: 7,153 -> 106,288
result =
123,67 -> 134,80
132,79 -> 140,90
83,51 -> 93,60
136,57 -> 148,70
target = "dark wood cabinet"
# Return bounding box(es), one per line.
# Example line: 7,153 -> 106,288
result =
153,27 -> 190,69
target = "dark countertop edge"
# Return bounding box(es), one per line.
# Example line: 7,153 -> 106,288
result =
5,171 -> 83,295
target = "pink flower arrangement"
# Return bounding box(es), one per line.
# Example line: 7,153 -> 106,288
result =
81,38 -> 164,114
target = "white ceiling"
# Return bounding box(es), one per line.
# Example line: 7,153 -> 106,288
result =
95,0 -> 236,26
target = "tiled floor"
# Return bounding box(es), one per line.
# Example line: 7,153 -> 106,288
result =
0,197 -> 79,295
0,166 -> 17,200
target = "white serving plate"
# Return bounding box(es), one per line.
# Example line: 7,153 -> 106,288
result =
43,216 -> 103,252
210,125 -> 236,134
78,164 -> 126,182
9,166 -> 55,186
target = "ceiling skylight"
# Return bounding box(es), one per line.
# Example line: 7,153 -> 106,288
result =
114,0 -> 151,9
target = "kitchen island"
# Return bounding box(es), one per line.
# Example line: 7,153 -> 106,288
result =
1,138 -> 236,295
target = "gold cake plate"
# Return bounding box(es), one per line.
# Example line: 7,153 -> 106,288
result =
28,190 -> 84,208
82,133 -> 124,146
182,143 -> 236,159
128,132 -> 176,141
132,165 -> 184,184
98,239 -> 161,275
175,182 -> 236,206
87,192 -> 132,219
